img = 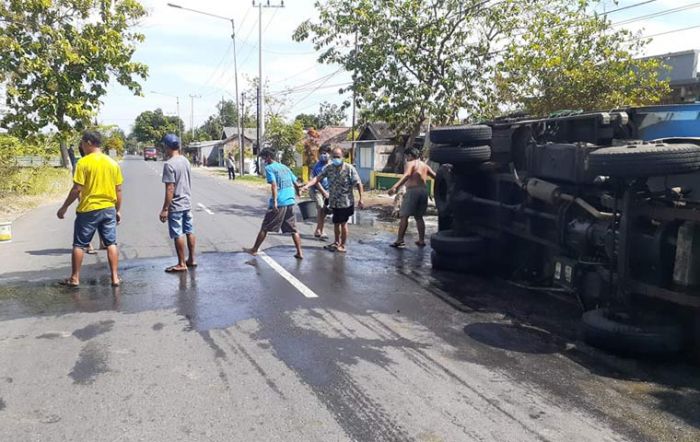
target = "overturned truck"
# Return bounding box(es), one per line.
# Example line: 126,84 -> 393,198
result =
429,104 -> 700,356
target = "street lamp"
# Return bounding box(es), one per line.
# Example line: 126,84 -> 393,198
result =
150,90 -> 182,141
167,2 -> 244,175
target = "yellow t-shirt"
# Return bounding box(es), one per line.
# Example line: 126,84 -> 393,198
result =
74,152 -> 124,213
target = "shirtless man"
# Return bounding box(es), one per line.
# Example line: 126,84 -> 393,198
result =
388,148 -> 436,248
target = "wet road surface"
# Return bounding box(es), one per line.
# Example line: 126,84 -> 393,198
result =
0,158 -> 699,441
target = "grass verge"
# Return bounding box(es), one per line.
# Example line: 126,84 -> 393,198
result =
0,167 -> 72,221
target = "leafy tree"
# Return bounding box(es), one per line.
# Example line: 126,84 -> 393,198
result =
317,101 -> 346,127
496,0 -> 670,116
0,0 -> 148,166
294,0 -> 520,170
294,113 -> 319,129
266,116 -> 304,166
130,109 -> 183,146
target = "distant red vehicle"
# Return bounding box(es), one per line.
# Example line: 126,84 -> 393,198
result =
143,147 -> 158,161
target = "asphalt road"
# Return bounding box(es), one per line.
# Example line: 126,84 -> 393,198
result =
0,156 -> 698,441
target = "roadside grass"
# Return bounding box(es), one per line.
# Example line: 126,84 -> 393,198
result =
0,167 -> 72,221
237,175 -> 266,185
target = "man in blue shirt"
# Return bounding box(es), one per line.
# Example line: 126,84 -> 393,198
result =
310,146 -> 331,239
245,148 -> 304,259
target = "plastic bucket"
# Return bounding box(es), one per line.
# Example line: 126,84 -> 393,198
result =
298,200 -> 318,220
0,222 -> 11,243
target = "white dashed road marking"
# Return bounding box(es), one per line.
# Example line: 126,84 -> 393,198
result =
259,252 -> 319,299
197,203 -> 214,215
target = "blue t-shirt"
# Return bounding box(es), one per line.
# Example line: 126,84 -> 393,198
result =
311,160 -> 330,190
265,162 -> 298,208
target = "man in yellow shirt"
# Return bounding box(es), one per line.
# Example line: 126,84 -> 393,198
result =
57,131 -> 124,287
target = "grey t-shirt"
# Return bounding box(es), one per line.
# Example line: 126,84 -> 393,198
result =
162,155 -> 192,212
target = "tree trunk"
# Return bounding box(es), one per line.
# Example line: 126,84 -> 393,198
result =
59,139 -> 71,169
382,119 -> 424,174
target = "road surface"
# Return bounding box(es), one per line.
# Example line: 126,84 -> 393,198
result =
0,156 -> 698,441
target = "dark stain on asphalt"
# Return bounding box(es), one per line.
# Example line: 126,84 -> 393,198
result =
152,322 -> 164,331
4,377 -> 12,383
199,331 -> 227,359
36,333 -> 62,340
72,320 -> 114,341
69,342 -> 109,385
464,322 -> 561,354
0,397 -> 5,411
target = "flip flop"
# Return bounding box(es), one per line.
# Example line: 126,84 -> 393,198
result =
111,279 -> 123,288
336,247 -> 347,254
86,249 -> 97,255
186,262 -> 198,268
390,242 -> 406,249
165,266 -> 188,273
58,279 -> 79,288
319,234 -> 329,241
415,241 -> 427,247
294,254 -> 304,260
323,243 -> 339,251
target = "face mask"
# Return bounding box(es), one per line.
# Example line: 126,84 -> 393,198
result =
320,154 -> 329,162
332,158 -> 343,166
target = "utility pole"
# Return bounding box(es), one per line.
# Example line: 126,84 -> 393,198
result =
151,90 -> 182,141
252,0 -> 285,149
188,94 -> 201,140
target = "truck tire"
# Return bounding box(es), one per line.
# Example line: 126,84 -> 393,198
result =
434,164 -> 455,217
582,308 -> 684,356
587,143 -> 700,177
430,125 -> 492,146
431,251 -> 482,272
430,230 -> 486,255
429,145 -> 491,164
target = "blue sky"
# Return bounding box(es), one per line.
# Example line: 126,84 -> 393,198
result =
97,0 -> 700,134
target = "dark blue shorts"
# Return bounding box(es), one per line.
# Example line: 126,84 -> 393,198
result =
73,207 -> 117,249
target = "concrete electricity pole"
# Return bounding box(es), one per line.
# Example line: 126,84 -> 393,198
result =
150,90 -> 182,141
252,0 -> 285,149
188,94 -> 201,140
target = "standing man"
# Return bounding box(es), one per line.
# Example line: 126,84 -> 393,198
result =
57,130 -> 123,287
226,152 -> 236,180
159,134 -> 197,273
303,147 -> 364,254
310,146 -> 331,240
244,148 -> 304,259
388,147 -> 436,248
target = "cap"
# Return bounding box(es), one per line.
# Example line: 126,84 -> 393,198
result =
163,133 -> 180,149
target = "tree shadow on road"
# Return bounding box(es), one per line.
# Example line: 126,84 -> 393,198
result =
25,248 -> 73,256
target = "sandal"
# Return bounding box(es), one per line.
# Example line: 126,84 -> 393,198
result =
323,243 -> 339,251
58,278 -> 79,288
390,241 -> 406,249
165,266 -> 188,273
111,278 -> 123,288
336,246 -> 347,254
415,241 -> 426,247
294,254 -> 304,260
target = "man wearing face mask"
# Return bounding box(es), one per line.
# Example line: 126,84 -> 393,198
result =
302,147 -> 364,254
245,148 -> 304,259
310,146 -> 331,240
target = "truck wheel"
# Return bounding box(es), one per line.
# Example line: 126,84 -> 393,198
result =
430,125 -> 492,146
431,251 -> 482,272
430,230 -> 486,255
586,143 -> 700,177
429,145 -> 491,164
582,308 -> 684,356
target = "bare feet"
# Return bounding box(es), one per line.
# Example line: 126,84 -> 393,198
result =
336,245 -> 347,253
111,278 -> 122,287
165,265 -> 188,273
243,248 -> 258,256
59,278 -> 79,288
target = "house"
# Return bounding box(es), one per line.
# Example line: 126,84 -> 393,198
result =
185,127 -> 258,167
646,49 -> 700,103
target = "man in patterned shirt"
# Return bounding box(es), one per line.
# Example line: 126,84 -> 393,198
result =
303,147 -> 364,253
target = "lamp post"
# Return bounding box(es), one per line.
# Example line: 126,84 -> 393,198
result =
167,2 -> 244,175
150,90 -> 181,141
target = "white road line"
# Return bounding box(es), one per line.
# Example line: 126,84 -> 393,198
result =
259,252 -> 319,299
197,203 -> 214,215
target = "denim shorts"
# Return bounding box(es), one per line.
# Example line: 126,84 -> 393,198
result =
73,207 -> 117,249
168,210 -> 194,239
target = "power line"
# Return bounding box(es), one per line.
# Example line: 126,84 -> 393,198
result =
635,23 -> 700,40
613,2 -> 700,26
603,0 -> 658,15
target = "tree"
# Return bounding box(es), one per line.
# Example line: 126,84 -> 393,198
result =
294,101 -> 347,129
294,113 -> 319,129
495,0 -> 670,116
130,109 -> 183,146
294,0 -> 520,170
0,0 -> 149,167
266,116 -> 304,167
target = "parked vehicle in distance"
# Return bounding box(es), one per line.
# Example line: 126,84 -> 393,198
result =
429,104 -> 700,359
143,147 -> 158,161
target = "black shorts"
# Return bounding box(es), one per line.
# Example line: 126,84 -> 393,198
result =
332,206 -> 354,224
261,205 -> 297,233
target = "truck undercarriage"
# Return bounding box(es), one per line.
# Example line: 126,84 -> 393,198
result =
429,105 -> 700,356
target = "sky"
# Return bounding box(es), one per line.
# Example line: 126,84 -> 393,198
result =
97,0 -> 700,134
